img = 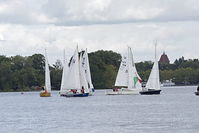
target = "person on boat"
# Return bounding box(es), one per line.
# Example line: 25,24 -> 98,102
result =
92,88 -> 95,92
81,86 -> 85,93
197,86 -> 199,92
41,86 -> 48,93
41,86 -> 45,91
113,88 -> 119,92
71,89 -> 77,94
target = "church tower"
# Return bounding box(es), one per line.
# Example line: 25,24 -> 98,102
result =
159,52 -> 170,64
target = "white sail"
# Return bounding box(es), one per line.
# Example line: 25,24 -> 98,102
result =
115,47 -> 142,91
83,49 -> 94,91
60,50 -> 68,93
146,43 -> 160,90
45,50 -> 51,92
130,47 -> 142,89
64,46 -> 81,90
79,52 -> 89,93
114,53 -> 128,87
127,47 -> 142,90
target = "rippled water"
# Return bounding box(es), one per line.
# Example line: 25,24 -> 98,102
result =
0,86 -> 199,133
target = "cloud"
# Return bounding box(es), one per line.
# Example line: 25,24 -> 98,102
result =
0,0 -> 52,24
0,0 -> 199,25
0,0 -> 198,65
0,21 -> 198,64
40,0 -> 199,25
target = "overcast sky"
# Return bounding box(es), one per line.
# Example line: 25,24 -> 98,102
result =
0,0 -> 198,64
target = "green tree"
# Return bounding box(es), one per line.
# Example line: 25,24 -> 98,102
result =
89,50 -> 121,89
51,60 -> 62,90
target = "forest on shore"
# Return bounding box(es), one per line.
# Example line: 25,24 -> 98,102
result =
0,50 -> 198,92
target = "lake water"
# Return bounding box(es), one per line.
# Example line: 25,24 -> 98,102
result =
0,86 -> 199,133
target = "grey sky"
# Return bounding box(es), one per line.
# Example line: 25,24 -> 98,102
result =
0,0 -> 198,64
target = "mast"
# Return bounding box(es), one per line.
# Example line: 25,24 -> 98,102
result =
155,41 -> 158,90
154,41 -> 160,90
145,41 -> 160,90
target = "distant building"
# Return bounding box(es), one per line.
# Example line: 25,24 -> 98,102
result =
159,52 -> 170,64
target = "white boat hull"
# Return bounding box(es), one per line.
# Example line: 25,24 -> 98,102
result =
106,89 -> 140,95
88,88 -> 95,96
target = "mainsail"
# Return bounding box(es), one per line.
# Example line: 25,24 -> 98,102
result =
64,46 -> 81,90
45,49 -> 51,92
146,43 -> 160,90
114,53 -> 128,87
79,51 -> 89,93
82,49 -> 94,91
127,47 -> 142,90
60,50 -> 68,93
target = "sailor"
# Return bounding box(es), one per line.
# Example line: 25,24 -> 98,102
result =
81,86 -> 85,93
197,85 -> 199,92
41,86 -> 45,91
113,88 -> 116,92
70,89 -> 77,94
43,87 -> 47,93
113,88 -> 118,92
92,88 -> 95,92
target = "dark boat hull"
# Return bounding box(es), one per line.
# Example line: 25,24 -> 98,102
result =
60,93 -> 89,97
195,92 -> 199,96
140,89 -> 161,95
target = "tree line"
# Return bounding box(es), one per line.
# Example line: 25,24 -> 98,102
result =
0,50 -> 198,91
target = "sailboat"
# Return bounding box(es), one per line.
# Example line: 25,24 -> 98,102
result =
81,49 -> 94,95
140,43 -> 161,95
60,46 -> 89,97
106,47 -> 142,95
40,50 -> 51,97
194,86 -> 199,96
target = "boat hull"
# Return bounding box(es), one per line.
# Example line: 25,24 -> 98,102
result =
60,93 -> 89,97
195,92 -> 199,96
140,89 -> 161,95
40,91 -> 51,97
106,89 -> 140,95
88,88 -> 95,96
